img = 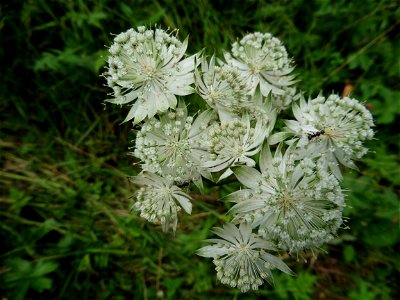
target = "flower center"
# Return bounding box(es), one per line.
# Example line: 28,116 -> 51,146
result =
161,186 -> 171,197
142,64 -> 157,80
237,243 -> 251,256
323,127 -> 337,138
278,192 -> 296,210
250,64 -> 259,75
167,139 -> 190,157
230,143 -> 245,158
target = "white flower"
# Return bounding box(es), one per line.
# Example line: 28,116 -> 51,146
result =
195,55 -> 251,115
224,32 -> 296,97
229,144 -> 344,253
195,55 -> 278,123
283,94 -> 375,178
104,26 -> 197,123
133,103 -> 215,187
203,114 -> 271,179
197,222 -> 294,292
130,172 -> 193,233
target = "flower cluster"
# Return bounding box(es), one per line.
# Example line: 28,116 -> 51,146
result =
133,103 -> 214,186
103,26 -> 197,124
224,32 -> 296,97
229,145 -> 344,253
204,115 -> 269,179
130,172 -> 193,233
197,222 -> 294,292
195,55 -> 251,117
104,26 -> 374,293
281,94 -> 375,178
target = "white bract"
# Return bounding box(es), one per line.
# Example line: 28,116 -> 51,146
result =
133,104 -> 214,187
197,222 -> 294,292
224,32 -> 296,97
104,26 -> 197,123
283,94 -> 375,178
130,172 -> 193,233
204,114 -> 271,179
195,55 -> 251,117
195,55 -> 279,123
229,145 -> 344,253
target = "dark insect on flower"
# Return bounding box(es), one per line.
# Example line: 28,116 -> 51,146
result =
307,130 -> 325,140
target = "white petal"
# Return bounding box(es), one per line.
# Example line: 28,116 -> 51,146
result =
174,194 -> 192,214
268,132 -> 293,145
189,109 -> 214,138
230,199 -> 265,214
259,143 -> 273,174
196,245 -> 230,257
232,166 -> 263,189
261,253 -> 295,275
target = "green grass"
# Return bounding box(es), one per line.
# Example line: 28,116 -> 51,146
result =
1,0 -> 399,299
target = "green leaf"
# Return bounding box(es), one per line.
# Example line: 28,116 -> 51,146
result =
31,277 -> 53,292
162,278 -> 183,299
362,219 -> 399,247
78,254 -> 92,272
349,279 -> 380,300
3,259 -> 58,299
32,260 -> 59,277
343,245 -> 356,263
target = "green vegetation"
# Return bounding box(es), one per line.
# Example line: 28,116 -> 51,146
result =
1,0 -> 399,299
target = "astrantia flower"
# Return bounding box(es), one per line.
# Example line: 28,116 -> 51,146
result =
195,55 -> 251,116
204,114 -> 270,179
133,104 -> 215,186
104,26 -> 197,123
229,145 -> 344,253
283,94 -> 375,178
195,55 -> 277,122
130,172 -> 192,233
224,32 -> 296,97
197,222 -> 294,292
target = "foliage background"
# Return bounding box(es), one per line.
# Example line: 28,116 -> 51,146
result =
0,0 -> 399,299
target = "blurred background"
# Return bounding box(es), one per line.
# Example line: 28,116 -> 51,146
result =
0,1 -> 399,299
